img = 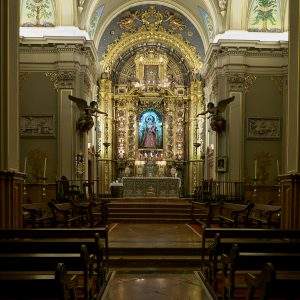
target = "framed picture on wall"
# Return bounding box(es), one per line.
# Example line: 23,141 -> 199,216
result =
247,117 -> 281,140
217,156 -> 227,172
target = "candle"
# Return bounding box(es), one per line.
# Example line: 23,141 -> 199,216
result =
254,160 -> 257,180
277,160 -> 280,176
24,157 -> 27,174
43,157 -> 47,178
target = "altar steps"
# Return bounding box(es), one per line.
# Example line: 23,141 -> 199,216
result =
108,255 -> 202,268
107,201 -> 205,223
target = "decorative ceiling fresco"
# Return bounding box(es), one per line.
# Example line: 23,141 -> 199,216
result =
198,6 -> 214,41
88,2 -> 105,38
98,4 -> 205,60
248,0 -> 282,32
20,0 -> 55,27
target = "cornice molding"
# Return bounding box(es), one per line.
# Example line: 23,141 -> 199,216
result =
19,41 -> 97,64
202,42 -> 288,78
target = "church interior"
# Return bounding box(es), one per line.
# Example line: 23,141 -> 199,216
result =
1,0 -> 300,299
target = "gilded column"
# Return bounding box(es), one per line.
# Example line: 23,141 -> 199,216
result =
98,76 -> 113,194
188,80 -> 205,195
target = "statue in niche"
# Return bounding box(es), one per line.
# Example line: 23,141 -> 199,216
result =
143,116 -> 157,148
139,110 -> 163,149
197,96 -> 235,133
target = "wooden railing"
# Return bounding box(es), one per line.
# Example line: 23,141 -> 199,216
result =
194,180 -> 245,203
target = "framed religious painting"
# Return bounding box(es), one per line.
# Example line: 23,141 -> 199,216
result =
138,109 -> 163,149
217,156 -> 227,172
247,117 -> 281,140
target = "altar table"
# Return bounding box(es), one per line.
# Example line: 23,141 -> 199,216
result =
122,177 -> 181,198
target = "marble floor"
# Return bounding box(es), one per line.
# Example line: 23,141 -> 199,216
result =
102,271 -> 214,300
109,223 -> 201,248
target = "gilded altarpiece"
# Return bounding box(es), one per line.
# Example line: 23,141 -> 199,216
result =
111,52 -> 204,195
97,5 -> 205,195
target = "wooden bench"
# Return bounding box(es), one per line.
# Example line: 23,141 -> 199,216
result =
201,227 -> 300,262
218,202 -> 254,227
221,245 -> 300,299
245,262 -> 300,300
191,201 -> 216,227
0,244 -> 94,299
205,232 -> 300,287
0,228 -> 109,288
0,227 -> 108,254
0,263 -> 77,300
248,204 -> 281,228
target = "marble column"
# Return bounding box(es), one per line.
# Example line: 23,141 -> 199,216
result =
280,0 -> 300,229
0,0 -> 24,228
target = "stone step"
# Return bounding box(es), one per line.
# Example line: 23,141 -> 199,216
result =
107,203 -> 191,208
108,213 -> 191,219
107,218 -> 192,223
108,207 -> 203,213
108,255 -> 202,267
108,247 -> 202,256
106,198 -> 190,203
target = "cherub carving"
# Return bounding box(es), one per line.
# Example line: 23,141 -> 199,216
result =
68,95 -> 107,132
197,96 -> 235,133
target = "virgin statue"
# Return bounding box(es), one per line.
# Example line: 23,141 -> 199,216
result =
142,115 -> 157,148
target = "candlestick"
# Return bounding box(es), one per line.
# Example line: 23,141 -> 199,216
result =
24,157 -> 27,174
254,160 -> 257,180
276,160 -> 280,176
43,157 -> 47,178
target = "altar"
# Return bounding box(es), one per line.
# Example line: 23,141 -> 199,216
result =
122,177 -> 181,198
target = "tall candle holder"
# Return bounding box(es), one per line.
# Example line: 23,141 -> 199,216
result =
252,178 -> 258,202
277,177 -> 281,203
42,177 -> 47,202
23,174 -> 28,202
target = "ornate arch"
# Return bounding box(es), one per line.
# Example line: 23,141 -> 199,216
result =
81,0 -> 224,51
99,23 -> 203,74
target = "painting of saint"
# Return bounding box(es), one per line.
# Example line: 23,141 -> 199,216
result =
139,110 -> 163,149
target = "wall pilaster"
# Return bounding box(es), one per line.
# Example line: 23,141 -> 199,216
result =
0,0 -> 20,171
0,0 -> 24,228
280,0 -> 300,229
45,71 -> 76,179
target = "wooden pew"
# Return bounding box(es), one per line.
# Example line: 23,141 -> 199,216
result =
245,262 -> 300,300
0,227 -> 109,256
248,204 -> 281,228
191,201 -> 216,227
0,245 -> 93,300
0,263 -> 77,300
0,228 -> 109,289
205,232 -> 300,288
201,227 -> 300,263
218,202 -> 254,227
221,244 -> 300,299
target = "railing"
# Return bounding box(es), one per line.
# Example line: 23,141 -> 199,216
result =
194,180 -> 245,203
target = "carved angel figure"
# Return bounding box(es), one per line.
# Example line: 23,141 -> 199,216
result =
197,96 -> 235,133
68,95 -> 107,132
197,96 -> 234,118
